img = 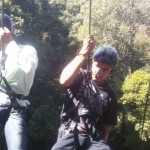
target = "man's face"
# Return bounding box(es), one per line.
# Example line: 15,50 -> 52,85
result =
91,60 -> 112,84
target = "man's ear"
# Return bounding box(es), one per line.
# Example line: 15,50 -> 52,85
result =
109,68 -> 116,77
91,59 -> 95,64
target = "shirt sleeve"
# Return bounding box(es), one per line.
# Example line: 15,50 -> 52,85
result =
5,41 -> 38,73
66,68 -> 85,90
4,41 -> 38,96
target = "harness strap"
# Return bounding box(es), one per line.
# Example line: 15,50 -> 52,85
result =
63,120 -> 82,150
0,84 -> 23,100
61,70 -> 101,148
73,126 -> 82,150
0,77 -> 27,122
83,71 -> 100,134
1,77 -> 20,108
78,103 -> 90,116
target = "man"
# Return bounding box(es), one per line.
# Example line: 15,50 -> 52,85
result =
0,14 -> 38,150
52,35 -> 118,150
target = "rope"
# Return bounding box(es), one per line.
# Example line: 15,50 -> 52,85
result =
1,0 -> 5,70
88,0 -> 91,35
87,0 -> 92,73
1,0 -> 4,27
139,78 -> 150,150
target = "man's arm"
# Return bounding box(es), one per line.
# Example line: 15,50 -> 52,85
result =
60,35 -> 95,87
0,27 -> 38,96
101,124 -> 110,142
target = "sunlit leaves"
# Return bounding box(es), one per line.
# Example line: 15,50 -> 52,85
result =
121,69 -> 150,141
121,70 -> 149,105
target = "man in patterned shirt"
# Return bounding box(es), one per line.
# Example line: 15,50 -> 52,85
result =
52,35 -> 118,150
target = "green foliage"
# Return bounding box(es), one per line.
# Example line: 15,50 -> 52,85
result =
0,0 -> 71,148
120,69 -> 150,143
0,0 -> 150,149
71,0 -> 150,77
133,33 -> 150,70
28,104 -> 59,141
124,131 -> 140,149
121,70 -> 149,104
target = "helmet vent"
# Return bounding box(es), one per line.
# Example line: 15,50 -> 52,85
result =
102,52 -> 105,57
92,45 -> 118,68
109,57 -> 113,60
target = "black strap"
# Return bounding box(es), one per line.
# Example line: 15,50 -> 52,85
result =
0,83 -> 23,100
73,126 -> 82,150
83,71 -> 100,134
1,77 -> 18,103
2,77 -> 11,90
64,119 -> 82,150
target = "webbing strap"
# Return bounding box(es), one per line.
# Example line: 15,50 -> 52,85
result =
1,77 -> 19,105
83,72 -> 99,134
78,103 -> 90,116
2,77 -> 11,90
0,84 -> 7,94
1,77 -> 15,102
73,126 -> 82,150
65,120 -> 82,150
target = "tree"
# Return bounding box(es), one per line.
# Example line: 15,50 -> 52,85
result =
0,0 -> 73,149
120,69 -> 150,149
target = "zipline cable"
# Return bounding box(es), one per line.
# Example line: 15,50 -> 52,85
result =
1,0 -> 4,28
87,0 -> 92,73
139,78 -> 150,150
88,0 -> 91,35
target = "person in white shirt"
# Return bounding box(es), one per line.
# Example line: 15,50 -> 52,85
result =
0,14 -> 38,150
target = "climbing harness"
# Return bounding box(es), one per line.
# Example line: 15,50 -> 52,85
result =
60,71 -> 102,150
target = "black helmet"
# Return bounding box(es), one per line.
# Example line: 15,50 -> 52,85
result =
92,45 -> 119,68
0,14 -> 13,33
